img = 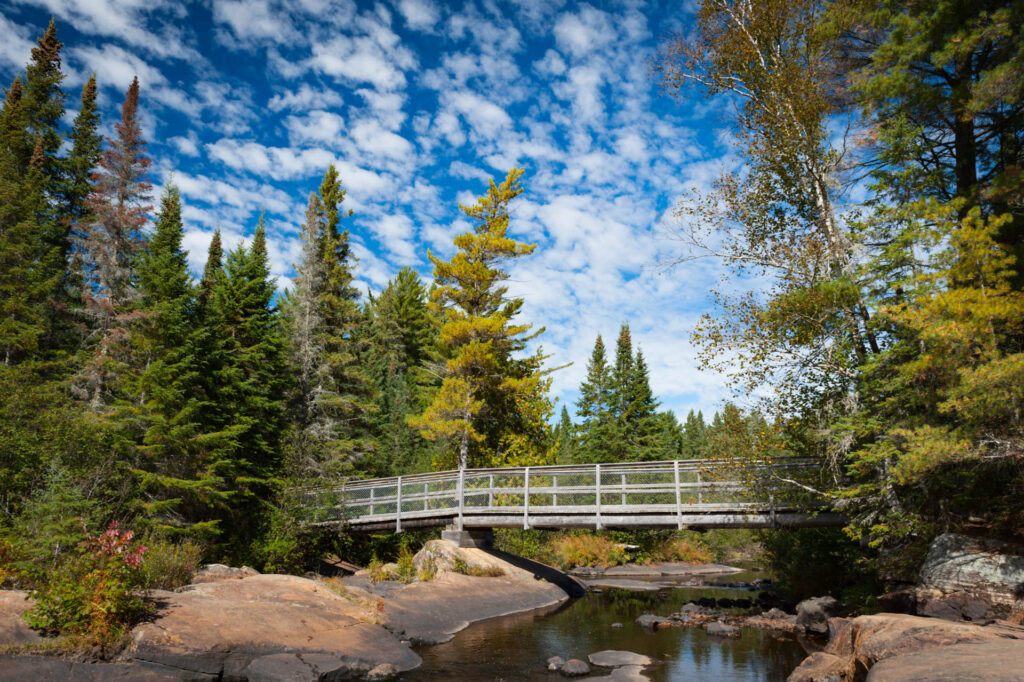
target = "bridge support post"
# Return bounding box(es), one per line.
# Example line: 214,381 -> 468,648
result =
457,468 -> 465,531
674,460 -> 682,530
523,466 -> 530,529
395,476 -> 402,533
442,526 -> 493,549
595,463 -> 602,530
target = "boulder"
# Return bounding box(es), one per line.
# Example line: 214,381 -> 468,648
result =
366,663 -> 398,680
917,534 -> 1024,619
795,596 -> 840,635
560,659 -> 590,676
547,655 -> 566,671
1010,599 -> 1024,625
917,590 -> 995,622
588,650 -> 653,667
705,621 -> 740,637
190,564 -> 258,584
787,612 -> 1024,681
129,574 -> 421,679
762,608 -> 790,620
787,652 -> 845,682
0,591 -> 41,646
866,639 -> 1024,681
634,614 -> 671,630
610,622 -> 624,629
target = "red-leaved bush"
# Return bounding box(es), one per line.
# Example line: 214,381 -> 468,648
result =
24,520 -> 151,646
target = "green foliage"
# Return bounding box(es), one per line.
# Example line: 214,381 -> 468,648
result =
759,528 -> 881,607
139,539 -> 203,590
24,521 -> 151,647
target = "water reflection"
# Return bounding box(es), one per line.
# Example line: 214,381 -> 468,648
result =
405,579 -> 807,681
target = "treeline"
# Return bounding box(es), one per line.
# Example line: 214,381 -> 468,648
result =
553,323 -> 771,464
657,0 -> 1024,582
0,22 -> 557,569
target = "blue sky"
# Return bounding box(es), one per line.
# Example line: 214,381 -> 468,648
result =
1,0 -> 743,420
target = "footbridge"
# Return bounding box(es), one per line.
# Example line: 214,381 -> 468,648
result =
300,458 -> 844,533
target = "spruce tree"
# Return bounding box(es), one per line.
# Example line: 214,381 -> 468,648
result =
132,187 -> 228,538
75,77 -> 151,408
553,405 -> 576,464
63,75 -> 101,226
365,267 -> 435,475
284,166 -> 374,479
410,168 -> 554,469
680,410 -> 709,459
575,334 -> 615,463
214,218 -> 287,541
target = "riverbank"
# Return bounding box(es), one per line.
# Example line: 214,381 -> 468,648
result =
0,540 -> 569,681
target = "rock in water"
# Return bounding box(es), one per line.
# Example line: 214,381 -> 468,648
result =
634,614 -> 671,630
795,596 -> 840,635
547,655 -> 566,671
706,621 -> 740,637
561,659 -> 590,676
588,650 -> 654,667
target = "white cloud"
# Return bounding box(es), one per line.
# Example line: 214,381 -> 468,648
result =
286,109 -> 347,147
397,0 -> 439,31
311,32 -> 416,91
0,14 -> 33,70
205,139 -> 335,180
552,4 -> 615,58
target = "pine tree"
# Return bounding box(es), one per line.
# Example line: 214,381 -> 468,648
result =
410,168 -> 554,469
575,334 -> 615,463
75,77 -> 152,408
625,350 -> 663,460
22,19 -> 65,188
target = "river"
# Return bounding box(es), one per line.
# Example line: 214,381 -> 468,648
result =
403,569 -> 810,681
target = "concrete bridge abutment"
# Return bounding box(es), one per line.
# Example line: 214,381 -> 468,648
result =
442,526 -> 494,549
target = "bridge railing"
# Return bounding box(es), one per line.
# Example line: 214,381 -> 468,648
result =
299,458 -> 821,531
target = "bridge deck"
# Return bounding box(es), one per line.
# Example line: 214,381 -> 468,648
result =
300,459 -> 843,532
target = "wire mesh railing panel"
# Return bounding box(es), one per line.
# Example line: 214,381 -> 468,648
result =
299,459 -> 823,527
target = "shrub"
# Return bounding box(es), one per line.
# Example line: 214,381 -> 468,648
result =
366,556 -> 398,584
650,537 -> 714,564
394,547 -> 416,584
140,540 -> 203,590
24,521 -> 151,648
547,533 -> 628,570
417,556 -> 437,582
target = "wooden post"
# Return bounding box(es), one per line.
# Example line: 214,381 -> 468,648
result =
523,466 -> 530,529
395,476 -> 402,533
457,468 -> 465,531
488,474 -> 494,508
595,463 -> 602,530
369,487 -> 375,517
674,460 -> 683,530
423,481 -> 429,511
621,473 -> 627,505
697,470 -> 703,505
552,474 -> 558,507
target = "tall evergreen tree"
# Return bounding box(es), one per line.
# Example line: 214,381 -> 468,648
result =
284,166 -> 374,479
214,218 -> 287,540
132,187 -> 229,539
365,267 -> 435,475
575,334 -> 615,462
553,405 -> 576,464
680,410 -> 709,459
63,75 -> 101,226
410,168 -> 554,469
75,77 -> 151,408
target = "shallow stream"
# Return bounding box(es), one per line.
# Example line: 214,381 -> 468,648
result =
403,570 -> 810,681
